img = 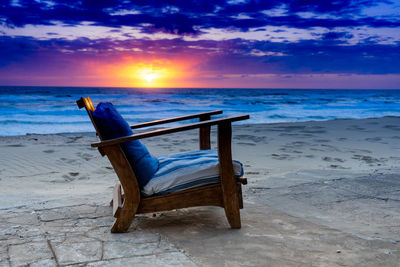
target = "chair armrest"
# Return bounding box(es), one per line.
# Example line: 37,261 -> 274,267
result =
91,114 -> 249,148
130,110 -> 223,129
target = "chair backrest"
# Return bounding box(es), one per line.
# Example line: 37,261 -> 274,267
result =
77,97 -> 142,208
76,97 -> 103,140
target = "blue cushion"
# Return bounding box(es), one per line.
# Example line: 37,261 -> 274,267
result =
142,150 -> 244,196
92,102 -> 159,189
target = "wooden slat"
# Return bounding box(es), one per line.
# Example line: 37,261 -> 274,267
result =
76,97 -> 103,141
92,114 -> 250,148
113,184 -> 122,218
84,97 -> 95,112
218,122 -> 241,228
130,110 -> 222,129
199,114 -> 211,150
137,183 -> 224,214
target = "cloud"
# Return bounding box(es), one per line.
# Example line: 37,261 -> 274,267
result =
1,35 -> 399,75
0,0 -> 399,88
322,31 -> 353,40
0,0 -> 399,36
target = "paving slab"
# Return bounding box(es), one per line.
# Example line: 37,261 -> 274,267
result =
8,241 -> 55,267
52,239 -> 102,265
86,252 -> 196,267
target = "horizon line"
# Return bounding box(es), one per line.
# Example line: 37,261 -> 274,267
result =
0,85 -> 399,90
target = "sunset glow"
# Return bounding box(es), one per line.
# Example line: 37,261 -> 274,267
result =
84,55 -> 202,88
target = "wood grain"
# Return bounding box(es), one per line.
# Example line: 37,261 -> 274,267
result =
77,97 -> 102,140
218,122 -> 241,229
112,183 -> 122,218
199,114 -> 211,150
138,183 -> 224,213
103,145 -> 141,233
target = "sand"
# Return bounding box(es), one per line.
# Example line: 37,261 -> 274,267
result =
1,116 -> 400,265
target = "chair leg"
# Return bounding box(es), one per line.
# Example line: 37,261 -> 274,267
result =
223,192 -> 241,229
103,145 -> 141,233
111,205 -> 138,233
218,122 -> 241,229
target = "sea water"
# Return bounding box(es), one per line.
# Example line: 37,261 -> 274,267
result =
0,87 -> 399,136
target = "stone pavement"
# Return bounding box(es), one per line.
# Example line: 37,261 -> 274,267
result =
0,203 -> 196,266
1,193 -> 399,266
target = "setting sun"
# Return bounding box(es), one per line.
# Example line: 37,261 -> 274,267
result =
86,57 -> 198,88
138,68 -> 160,84
131,62 -> 173,87
142,73 -> 157,83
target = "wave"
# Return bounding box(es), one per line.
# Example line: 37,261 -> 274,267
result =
0,120 -> 88,125
0,87 -> 399,136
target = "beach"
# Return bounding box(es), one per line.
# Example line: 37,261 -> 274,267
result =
1,116 -> 399,266
2,0 -> 400,264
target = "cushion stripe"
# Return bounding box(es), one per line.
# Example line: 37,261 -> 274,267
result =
145,177 -> 221,196
142,150 -> 243,196
152,159 -> 219,178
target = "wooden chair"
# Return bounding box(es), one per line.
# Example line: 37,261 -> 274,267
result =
77,96 -> 249,233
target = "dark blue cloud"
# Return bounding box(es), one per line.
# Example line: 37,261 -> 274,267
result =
0,0 -> 399,35
322,31 -> 354,40
0,36 -> 38,67
0,35 -> 399,75
286,0 -> 379,14
1,1 -> 398,77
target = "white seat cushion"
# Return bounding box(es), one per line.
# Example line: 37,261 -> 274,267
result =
142,150 -> 244,196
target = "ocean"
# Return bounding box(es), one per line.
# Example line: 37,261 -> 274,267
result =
0,87 -> 399,136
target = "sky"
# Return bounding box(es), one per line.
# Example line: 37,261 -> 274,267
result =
0,0 -> 399,89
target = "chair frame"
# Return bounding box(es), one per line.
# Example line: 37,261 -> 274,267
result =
77,97 -> 249,233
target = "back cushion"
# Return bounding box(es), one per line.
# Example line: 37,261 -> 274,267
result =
92,102 -> 159,189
